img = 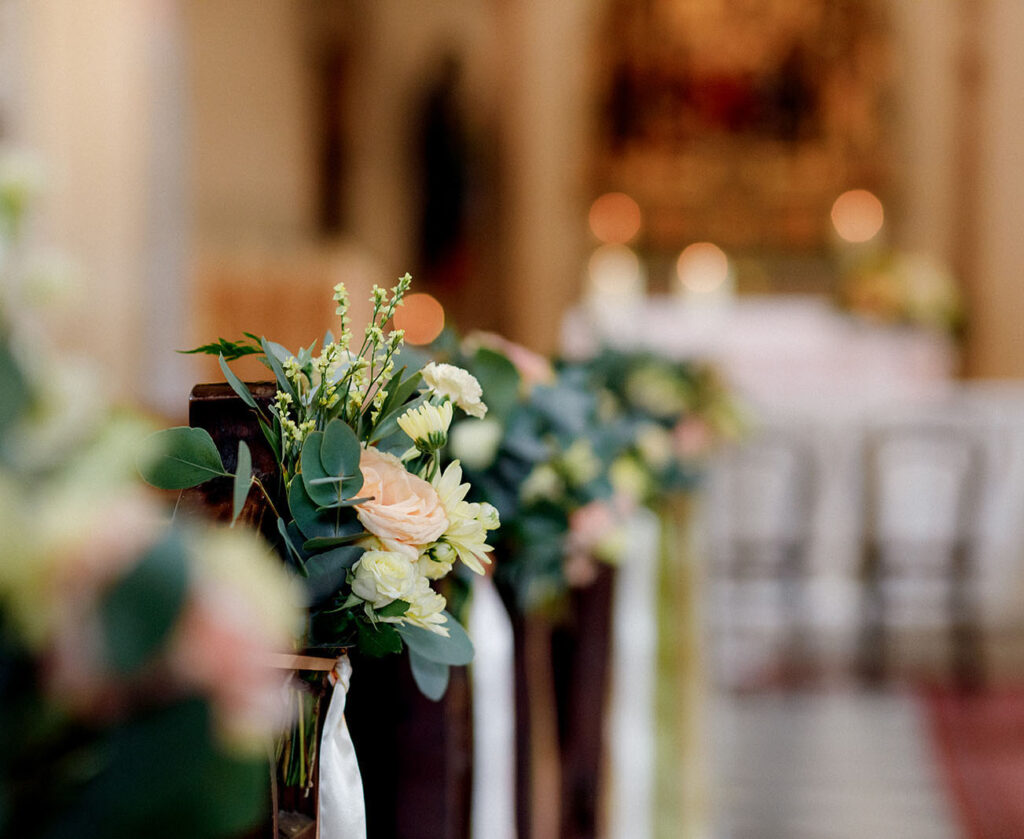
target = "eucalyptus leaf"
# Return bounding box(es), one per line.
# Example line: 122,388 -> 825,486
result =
230,440 -> 252,525
100,532 -> 189,674
409,651 -> 450,701
277,516 -> 306,571
258,416 -> 281,460
260,337 -> 296,401
303,546 -> 363,602
289,478 -> 363,541
302,531 -> 363,552
218,354 -> 259,411
396,611 -> 474,666
137,426 -> 229,489
320,419 -> 363,497
315,496 -> 373,511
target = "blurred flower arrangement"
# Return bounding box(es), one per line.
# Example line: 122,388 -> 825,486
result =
0,152 -> 300,838
432,333 -> 741,612
836,249 -> 964,336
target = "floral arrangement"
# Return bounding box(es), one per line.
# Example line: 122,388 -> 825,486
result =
141,276 -> 500,711
431,336 -> 741,612
0,153 -> 299,838
565,347 -> 743,507
836,249 -> 964,336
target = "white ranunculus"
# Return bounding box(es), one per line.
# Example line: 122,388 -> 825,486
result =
421,362 -> 488,418
351,550 -> 417,608
449,417 -> 503,471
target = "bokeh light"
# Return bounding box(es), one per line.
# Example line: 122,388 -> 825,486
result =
676,242 -> 729,293
394,292 -> 445,345
587,244 -> 644,299
588,192 -> 642,244
831,189 -> 884,243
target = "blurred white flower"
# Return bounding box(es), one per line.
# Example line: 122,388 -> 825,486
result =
449,417 -> 502,471
521,463 -> 564,504
635,423 -> 673,469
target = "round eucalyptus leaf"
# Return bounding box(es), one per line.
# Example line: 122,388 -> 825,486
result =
137,427 -> 229,490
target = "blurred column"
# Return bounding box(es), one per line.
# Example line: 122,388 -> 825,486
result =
497,0 -> 598,355
140,0 -> 193,416
970,0 -> 1024,377
18,0 -> 189,408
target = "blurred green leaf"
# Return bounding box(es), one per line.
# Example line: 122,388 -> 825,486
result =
47,699 -> 267,839
396,611 -> 473,666
177,336 -> 262,360
100,532 -> 189,674
409,651 -> 449,701
471,347 -> 520,421
137,427 -> 229,489
0,336 -> 29,435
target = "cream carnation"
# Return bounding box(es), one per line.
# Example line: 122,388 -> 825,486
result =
351,549 -> 417,608
421,362 -> 488,418
356,446 -> 448,550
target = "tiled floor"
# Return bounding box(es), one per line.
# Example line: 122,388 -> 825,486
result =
709,689 -> 962,839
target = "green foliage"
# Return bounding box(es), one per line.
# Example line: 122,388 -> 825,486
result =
468,347 -> 520,421
287,479 -> 363,543
100,532 -> 189,674
230,441 -> 252,525
45,699 -> 267,839
0,335 -> 30,435
356,621 -> 403,657
303,547 -> 364,604
396,612 -> 474,666
375,599 -> 410,619
408,651 -> 450,701
218,354 -> 259,412
300,421 -> 363,508
137,427 -> 229,490
178,333 -> 263,361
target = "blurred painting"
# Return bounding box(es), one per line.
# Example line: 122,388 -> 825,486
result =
594,0 -> 892,252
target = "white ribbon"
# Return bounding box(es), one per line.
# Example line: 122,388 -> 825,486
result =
317,653 -> 367,839
606,508 -> 660,839
469,576 -> 517,839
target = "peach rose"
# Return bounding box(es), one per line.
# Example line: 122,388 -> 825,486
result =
356,447 -> 448,550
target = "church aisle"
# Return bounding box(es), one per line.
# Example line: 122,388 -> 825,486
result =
709,689 -> 961,839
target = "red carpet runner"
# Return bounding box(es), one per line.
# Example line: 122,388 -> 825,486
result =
923,687 -> 1024,839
